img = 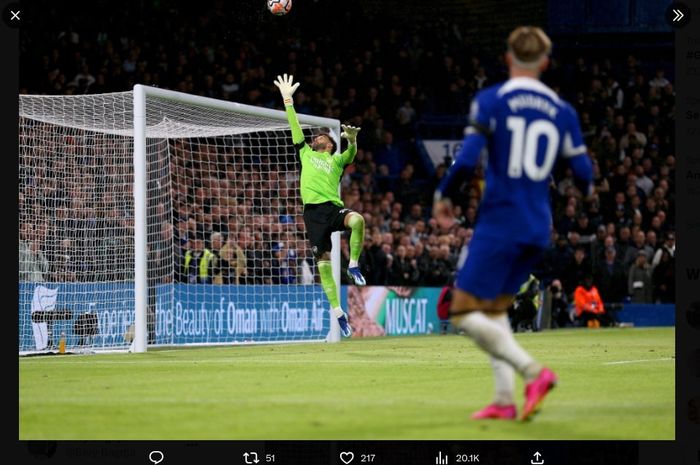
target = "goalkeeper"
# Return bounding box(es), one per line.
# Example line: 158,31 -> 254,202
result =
274,74 -> 367,338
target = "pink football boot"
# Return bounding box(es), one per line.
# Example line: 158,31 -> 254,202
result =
471,403 -> 517,420
521,367 -> 558,421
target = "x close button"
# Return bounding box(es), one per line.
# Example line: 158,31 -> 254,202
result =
2,2 -> 21,28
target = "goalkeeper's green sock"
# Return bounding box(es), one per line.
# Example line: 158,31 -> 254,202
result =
318,260 -> 342,316
347,213 -> 365,268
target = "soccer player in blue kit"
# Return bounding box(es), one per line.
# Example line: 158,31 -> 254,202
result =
433,26 -> 594,421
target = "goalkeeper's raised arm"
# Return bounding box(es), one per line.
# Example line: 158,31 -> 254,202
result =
273,74 -> 304,145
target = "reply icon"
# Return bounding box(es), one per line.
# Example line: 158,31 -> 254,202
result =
149,450 -> 165,464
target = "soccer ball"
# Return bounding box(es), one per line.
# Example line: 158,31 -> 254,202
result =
267,0 -> 292,16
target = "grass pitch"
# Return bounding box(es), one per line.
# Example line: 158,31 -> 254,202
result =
19,327 -> 674,440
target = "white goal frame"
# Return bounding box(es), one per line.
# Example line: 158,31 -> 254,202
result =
132,85 -> 342,352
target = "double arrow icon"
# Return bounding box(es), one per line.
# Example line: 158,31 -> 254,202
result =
672,8 -> 684,22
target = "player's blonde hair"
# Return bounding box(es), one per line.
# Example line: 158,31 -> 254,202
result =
507,26 -> 552,69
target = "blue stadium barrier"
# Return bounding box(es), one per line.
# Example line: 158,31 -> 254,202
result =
615,304 -> 675,327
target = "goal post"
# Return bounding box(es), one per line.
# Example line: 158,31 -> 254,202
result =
132,84 -> 148,353
19,85 -> 342,354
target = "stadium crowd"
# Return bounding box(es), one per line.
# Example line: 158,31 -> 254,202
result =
19,1 -> 675,312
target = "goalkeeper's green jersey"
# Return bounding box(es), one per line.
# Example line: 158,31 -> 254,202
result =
298,142 -> 356,207
285,104 -> 356,207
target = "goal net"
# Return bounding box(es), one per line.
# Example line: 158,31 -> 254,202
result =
19,86 -> 342,354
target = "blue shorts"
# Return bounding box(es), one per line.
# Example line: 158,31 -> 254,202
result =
455,233 -> 545,300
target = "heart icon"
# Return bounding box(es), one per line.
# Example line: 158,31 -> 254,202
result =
339,451 -> 354,464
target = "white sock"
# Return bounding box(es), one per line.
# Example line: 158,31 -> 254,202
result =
331,307 -> 345,318
490,356 -> 515,405
456,311 -> 541,381
349,260 -> 359,268
490,314 -> 515,405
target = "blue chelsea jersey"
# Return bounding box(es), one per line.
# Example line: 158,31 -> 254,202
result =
468,77 -> 591,247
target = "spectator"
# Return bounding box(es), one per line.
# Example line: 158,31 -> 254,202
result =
366,232 -> 389,284
619,122 -> 648,153
209,232 -> 226,284
556,204 -> 577,236
652,248 -> 674,303
473,66 -> 489,90
219,234 -> 248,284
589,225 -> 609,268
623,230 -> 654,269
423,245 -> 451,286
634,165 -> 654,197
403,203 -> 424,226
182,237 -> 214,284
645,230 -> 658,251
616,225 -> 633,260
221,73 -> 240,100
19,223 -> 49,282
374,131 -> 404,177
557,168 -> 576,196
628,251 -> 653,303
51,238 -> 79,283
563,247 -> 590,296
594,246 -> 627,304
649,69 -> 670,89
272,242 -> 298,285
652,231 -> 675,268
573,212 -> 595,244
396,165 -> 422,211
539,233 -> 563,283
388,244 -> 420,285
395,100 -> 416,139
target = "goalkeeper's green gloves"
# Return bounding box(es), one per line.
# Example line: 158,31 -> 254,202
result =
341,124 -> 361,145
273,74 -> 300,106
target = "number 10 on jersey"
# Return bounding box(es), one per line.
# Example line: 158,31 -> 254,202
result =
507,116 -> 559,181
